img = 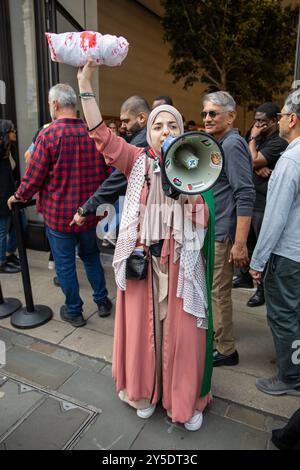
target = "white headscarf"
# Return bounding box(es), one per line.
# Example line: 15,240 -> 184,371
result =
146,105 -> 184,148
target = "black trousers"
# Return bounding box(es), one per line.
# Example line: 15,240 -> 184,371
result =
265,254 -> 300,383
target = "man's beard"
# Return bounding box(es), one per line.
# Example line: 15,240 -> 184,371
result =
127,121 -> 142,138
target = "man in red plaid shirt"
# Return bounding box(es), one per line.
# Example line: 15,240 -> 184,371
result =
8,83 -> 113,327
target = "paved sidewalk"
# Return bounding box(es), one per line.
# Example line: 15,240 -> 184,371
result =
0,328 -> 286,450
0,249 -> 299,449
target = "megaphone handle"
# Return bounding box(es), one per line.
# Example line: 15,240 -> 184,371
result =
186,194 -> 199,204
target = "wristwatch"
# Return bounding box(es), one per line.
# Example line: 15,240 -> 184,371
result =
248,136 -> 256,142
77,206 -> 87,216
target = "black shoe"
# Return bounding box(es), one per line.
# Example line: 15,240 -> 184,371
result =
232,274 -> 254,289
213,349 -> 239,367
53,276 -> 60,287
247,288 -> 265,307
60,305 -> 86,327
6,254 -> 20,267
271,428 -> 298,450
271,408 -> 300,450
0,261 -> 21,274
97,297 -> 113,317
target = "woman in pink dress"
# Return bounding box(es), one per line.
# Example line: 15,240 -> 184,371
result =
77,60 -> 215,431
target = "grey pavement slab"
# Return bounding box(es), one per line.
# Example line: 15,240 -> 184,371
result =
84,308 -> 116,336
2,346 -> 78,389
51,348 -> 80,364
0,380 -> 44,438
212,367 -> 300,419
232,310 -> 276,378
60,327 -> 113,362
131,408 -> 270,450
2,397 -> 92,450
207,397 -> 229,417
0,316 -> 75,344
0,328 -> 14,351
265,415 -> 288,432
100,364 -> 112,378
226,403 -> 267,430
73,399 -> 144,450
58,368 -> 115,409
74,354 -> 106,373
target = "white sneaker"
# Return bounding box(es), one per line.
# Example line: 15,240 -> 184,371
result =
48,261 -> 55,270
184,411 -> 203,431
136,404 -> 156,419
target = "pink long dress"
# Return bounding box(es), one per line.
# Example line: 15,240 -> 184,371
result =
90,124 -> 212,423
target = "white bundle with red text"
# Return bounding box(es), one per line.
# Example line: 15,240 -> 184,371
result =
45,31 -> 129,67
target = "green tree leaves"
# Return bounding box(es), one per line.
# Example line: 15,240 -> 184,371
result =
161,0 -> 298,108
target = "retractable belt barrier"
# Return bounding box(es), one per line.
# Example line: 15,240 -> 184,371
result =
8,200 -> 53,329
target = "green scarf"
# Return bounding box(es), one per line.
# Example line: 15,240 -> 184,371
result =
200,189 -> 215,397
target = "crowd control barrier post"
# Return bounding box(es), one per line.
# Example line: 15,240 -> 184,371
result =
10,200 -> 53,328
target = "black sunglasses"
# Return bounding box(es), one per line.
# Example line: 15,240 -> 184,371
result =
200,111 -> 227,119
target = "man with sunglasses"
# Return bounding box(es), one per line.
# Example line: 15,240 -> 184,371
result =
233,103 -> 287,307
249,90 -> 300,396
201,91 -> 255,366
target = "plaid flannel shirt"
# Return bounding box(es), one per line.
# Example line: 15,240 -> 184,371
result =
16,118 -> 111,232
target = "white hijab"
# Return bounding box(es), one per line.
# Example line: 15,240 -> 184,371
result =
146,104 -> 184,149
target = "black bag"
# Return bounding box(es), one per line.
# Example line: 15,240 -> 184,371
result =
150,240 -> 164,257
126,249 -> 149,280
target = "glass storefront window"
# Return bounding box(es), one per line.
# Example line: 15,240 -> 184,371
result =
10,0 -> 40,223
10,0 -> 39,177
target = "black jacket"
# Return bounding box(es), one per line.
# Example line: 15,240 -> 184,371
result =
81,127 -> 148,214
0,120 -> 15,216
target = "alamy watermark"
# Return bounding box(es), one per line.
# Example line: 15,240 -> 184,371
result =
291,339 -> 300,365
0,80 -> 6,105
96,199 -> 206,248
0,340 -> 6,368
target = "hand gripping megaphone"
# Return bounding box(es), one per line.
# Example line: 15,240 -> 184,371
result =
161,131 -> 224,199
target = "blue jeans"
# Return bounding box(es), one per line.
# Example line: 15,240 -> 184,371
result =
46,226 -> 108,315
0,215 -> 17,263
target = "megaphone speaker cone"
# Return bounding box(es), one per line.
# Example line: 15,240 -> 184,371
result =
162,131 -> 223,195
174,145 -> 199,170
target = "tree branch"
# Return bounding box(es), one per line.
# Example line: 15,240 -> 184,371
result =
180,0 -> 195,33
202,71 -> 222,88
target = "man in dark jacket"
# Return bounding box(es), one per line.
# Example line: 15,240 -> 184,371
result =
70,96 -> 150,227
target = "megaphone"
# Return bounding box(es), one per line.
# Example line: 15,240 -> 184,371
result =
161,131 -> 224,199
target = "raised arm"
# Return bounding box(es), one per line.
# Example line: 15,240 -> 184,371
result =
77,59 -> 144,176
77,58 -> 103,130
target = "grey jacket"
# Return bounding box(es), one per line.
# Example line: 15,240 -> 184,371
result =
251,135 -> 300,271
213,128 -> 255,241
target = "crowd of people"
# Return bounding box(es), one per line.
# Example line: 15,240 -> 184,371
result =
1,58 -> 299,444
